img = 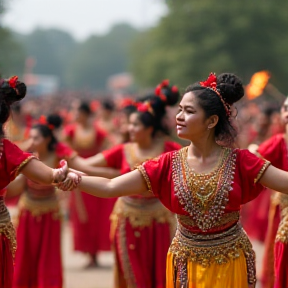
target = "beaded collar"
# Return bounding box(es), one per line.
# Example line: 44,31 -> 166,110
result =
172,147 -> 237,232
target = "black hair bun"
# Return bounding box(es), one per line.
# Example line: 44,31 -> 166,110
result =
217,73 -> 244,105
47,114 -> 63,129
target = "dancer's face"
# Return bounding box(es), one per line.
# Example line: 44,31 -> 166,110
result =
29,128 -> 51,153
176,92 -> 213,141
128,112 -> 153,143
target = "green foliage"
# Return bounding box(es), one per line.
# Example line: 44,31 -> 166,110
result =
130,1 -> 288,92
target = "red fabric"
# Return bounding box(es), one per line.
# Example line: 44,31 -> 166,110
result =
0,139 -> 32,194
70,192 -> 115,253
274,242 -> 288,288
257,134 -> 288,288
55,142 -> 75,161
13,210 -> 62,288
66,124 -> 115,254
141,148 -> 267,233
103,141 -> 181,287
0,234 -> 14,288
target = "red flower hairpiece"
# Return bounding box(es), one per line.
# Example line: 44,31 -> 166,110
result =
136,101 -> 154,115
120,98 -> 136,109
155,79 -> 170,102
8,76 -> 18,88
38,115 -> 55,130
200,73 -> 231,118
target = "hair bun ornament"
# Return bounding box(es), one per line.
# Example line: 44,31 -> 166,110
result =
155,79 -> 170,102
136,101 -> 154,115
199,73 -> 217,89
8,76 -> 18,88
38,115 -> 55,130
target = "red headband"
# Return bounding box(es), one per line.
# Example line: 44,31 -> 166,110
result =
200,73 -> 231,117
38,115 -> 55,130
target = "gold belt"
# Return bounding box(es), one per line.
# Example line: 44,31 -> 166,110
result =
110,197 -> 176,228
169,222 -> 256,286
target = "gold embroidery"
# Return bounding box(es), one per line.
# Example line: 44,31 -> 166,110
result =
110,197 -> 176,228
0,222 -> 17,258
177,211 -> 240,229
254,160 -> 271,183
276,194 -> 288,243
18,193 -> 61,219
14,156 -> 38,177
136,165 -> 153,193
170,223 -> 256,286
172,147 -> 237,232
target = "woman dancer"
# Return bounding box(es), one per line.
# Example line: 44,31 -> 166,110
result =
60,72 -> 288,288
0,77 -> 70,288
85,81 -> 181,288
257,98 -> 288,288
64,101 -> 116,267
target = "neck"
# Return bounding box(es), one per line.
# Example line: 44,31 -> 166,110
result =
37,149 -> 51,160
136,137 -> 153,150
188,133 -> 220,160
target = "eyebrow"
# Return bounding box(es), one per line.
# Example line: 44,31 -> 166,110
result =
179,104 -> 195,109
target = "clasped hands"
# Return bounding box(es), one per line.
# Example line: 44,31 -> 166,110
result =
52,160 -> 84,191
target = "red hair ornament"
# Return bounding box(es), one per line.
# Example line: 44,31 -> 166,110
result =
38,115 -> 55,130
200,73 -> 231,118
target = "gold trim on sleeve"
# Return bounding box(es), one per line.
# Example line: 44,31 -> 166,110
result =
136,165 -> 153,194
254,160 -> 271,183
15,156 -> 38,177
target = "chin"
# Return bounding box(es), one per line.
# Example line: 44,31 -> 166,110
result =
177,131 -> 189,140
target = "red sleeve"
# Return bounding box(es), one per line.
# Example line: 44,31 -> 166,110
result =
3,139 -> 35,181
237,149 -> 270,204
257,134 -> 285,169
102,144 -> 124,169
137,152 -> 173,198
164,141 -> 182,153
55,142 -> 77,160
64,124 -> 75,139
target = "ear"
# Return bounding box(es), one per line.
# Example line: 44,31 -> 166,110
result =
206,115 -> 219,129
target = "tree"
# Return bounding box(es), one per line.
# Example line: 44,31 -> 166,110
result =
130,1 -> 288,92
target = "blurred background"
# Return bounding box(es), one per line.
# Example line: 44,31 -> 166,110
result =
1,1 -> 288,287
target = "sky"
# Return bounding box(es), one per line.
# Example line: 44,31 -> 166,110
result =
2,0 -> 167,40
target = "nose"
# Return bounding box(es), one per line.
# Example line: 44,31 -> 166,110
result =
176,110 -> 184,122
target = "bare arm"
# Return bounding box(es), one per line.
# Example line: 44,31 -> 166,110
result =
259,165 -> 288,194
84,153 -> 107,167
77,169 -> 149,198
68,156 -> 120,178
6,175 -> 26,198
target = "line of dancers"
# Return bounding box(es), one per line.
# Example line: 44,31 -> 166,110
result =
1,73 -> 288,288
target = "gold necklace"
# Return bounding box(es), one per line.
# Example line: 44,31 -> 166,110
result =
183,147 -> 228,210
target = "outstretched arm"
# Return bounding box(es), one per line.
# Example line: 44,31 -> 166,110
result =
20,159 -> 66,185
76,169 -> 149,198
259,165 -> 288,194
68,156 -> 120,178
83,153 -> 107,167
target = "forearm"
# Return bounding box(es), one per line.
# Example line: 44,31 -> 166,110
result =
80,166 -> 120,178
77,170 -> 148,198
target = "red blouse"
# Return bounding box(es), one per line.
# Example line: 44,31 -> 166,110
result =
0,139 -> 34,195
258,133 -> 288,171
138,147 -> 269,233
102,141 -> 182,174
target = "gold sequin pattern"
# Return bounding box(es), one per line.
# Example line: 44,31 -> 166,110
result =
170,223 -> 256,286
136,165 -> 153,194
0,222 -> 17,258
276,194 -> 288,243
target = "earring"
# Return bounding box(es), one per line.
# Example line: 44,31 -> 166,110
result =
207,126 -> 212,130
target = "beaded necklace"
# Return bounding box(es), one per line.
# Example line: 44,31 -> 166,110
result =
172,147 -> 237,231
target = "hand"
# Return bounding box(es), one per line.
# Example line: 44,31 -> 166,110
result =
51,160 -> 68,184
57,171 -> 82,191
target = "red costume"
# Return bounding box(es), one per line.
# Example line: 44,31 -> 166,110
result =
257,134 -> 288,288
0,139 -> 35,288
102,141 -> 181,288
12,142 -> 75,288
65,124 -> 115,254
137,147 -> 269,287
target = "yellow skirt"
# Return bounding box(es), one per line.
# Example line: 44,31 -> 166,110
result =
167,249 -> 251,288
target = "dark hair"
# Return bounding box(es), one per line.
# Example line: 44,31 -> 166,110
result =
78,102 -> 92,115
32,115 -> 58,151
186,73 -> 244,145
135,84 -> 180,137
101,99 -> 115,111
0,78 -> 27,138
47,114 -> 63,129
